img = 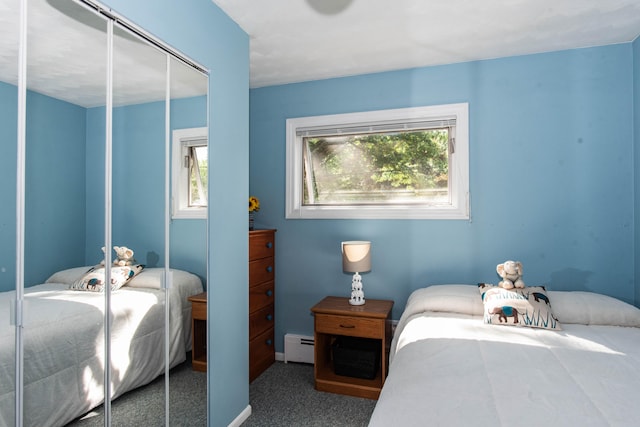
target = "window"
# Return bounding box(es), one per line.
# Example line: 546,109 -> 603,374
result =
172,127 -> 208,219
286,103 -> 469,219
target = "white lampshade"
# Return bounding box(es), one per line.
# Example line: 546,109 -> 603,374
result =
342,241 -> 371,273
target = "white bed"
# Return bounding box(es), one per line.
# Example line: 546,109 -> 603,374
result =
369,284 -> 640,427
0,267 -> 203,427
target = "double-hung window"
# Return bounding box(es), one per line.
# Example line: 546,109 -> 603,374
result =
286,103 -> 469,219
172,127 -> 208,219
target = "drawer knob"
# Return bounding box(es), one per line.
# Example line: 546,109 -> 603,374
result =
266,266 -> 273,273
266,242 -> 273,249
266,314 -> 273,321
266,289 -> 273,297
266,339 -> 273,346
339,324 -> 355,329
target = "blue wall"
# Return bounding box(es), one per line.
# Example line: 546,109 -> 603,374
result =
84,97 -> 208,283
101,1 -> 250,426
24,91 -> 87,285
0,87 -> 87,291
250,44 -> 637,353
0,90 -> 208,290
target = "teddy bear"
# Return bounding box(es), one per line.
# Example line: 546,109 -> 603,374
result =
113,246 -> 136,266
496,260 -> 525,289
99,246 -> 136,266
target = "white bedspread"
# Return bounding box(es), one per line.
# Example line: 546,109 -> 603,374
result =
369,287 -> 640,427
0,268 -> 203,427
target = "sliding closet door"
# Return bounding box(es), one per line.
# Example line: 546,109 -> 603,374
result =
168,56 -> 209,424
110,23 -> 169,426
6,1 -> 209,424
0,1 -> 20,426
23,1 -> 109,426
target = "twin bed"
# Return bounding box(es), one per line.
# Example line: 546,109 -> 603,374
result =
369,284 -> 640,426
0,266 -> 203,427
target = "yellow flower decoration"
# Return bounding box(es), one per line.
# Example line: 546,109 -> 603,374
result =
249,196 -> 260,213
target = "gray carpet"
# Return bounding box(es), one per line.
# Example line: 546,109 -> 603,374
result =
67,357 -> 207,426
66,359 -> 375,426
243,362 -> 376,427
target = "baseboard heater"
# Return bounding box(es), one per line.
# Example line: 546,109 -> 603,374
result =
284,333 -> 315,364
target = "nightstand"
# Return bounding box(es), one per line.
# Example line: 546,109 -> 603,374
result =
310,296 -> 394,399
188,292 -> 207,372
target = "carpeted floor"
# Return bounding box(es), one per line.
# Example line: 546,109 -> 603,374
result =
67,358 -> 207,427
66,359 -> 375,426
243,362 -> 376,427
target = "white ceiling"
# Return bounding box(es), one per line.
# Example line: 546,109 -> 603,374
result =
0,0 -> 207,108
211,0 -> 640,89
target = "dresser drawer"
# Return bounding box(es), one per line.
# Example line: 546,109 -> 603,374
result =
249,257 -> 274,286
249,231 -> 275,261
315,313 -> 384,339
249,281 -> 274,313
249,303 -> 274,340
249,327 -> 274,382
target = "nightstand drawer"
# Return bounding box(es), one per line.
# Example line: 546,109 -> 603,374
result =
249,257 -> 275,286
315,314 -> 384,339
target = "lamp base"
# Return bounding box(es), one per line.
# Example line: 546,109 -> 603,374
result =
349,296 -> 365,306
349,272 -> 365,305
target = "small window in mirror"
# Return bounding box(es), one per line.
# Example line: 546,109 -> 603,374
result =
188,145 -> 208,207
173,127 -> 208,219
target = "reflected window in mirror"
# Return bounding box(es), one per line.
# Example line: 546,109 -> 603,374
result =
172,127 -> 208,219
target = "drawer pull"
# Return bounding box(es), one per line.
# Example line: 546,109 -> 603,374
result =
339,324 -> 355,329
266,266 -> 273,273
266,289 -> 273,297
266,314 -> 273,321
266,339 -> 273,346
266,242 -> 273,249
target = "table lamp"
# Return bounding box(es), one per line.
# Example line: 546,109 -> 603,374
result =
342,241 -> 371,305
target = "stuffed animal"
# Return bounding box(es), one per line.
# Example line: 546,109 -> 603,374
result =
113,246 -> 136,266
496,260 -> 525,289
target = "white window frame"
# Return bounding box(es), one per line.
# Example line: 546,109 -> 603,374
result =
172,127 -> 208,219
285,103 -> 469,220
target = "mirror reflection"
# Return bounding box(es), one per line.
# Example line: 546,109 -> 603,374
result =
0,1 -> 20,426
1,0 -> 208,425
168,56 -> 208,425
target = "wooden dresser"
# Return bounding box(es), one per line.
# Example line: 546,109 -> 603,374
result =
249,229 -> 276,382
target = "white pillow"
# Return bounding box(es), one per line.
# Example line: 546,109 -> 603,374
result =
46,266 -> 93,284
127,268 -> 199,289
127,268 -> 166,289
406,284 -> 484,316
548,291 -> 640,327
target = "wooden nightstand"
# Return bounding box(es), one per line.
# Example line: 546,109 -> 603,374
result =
188,292 -> 207,372
310,296 -> 394,400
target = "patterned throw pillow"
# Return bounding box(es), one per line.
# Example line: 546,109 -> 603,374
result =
69,264 -> 145,292
478,283 -> 561,330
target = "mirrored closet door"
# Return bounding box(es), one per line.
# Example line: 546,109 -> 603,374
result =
163,56 -> 209,426
0,1 -> 20,426
25,1 -> 110,424
3,0 -> 209,425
